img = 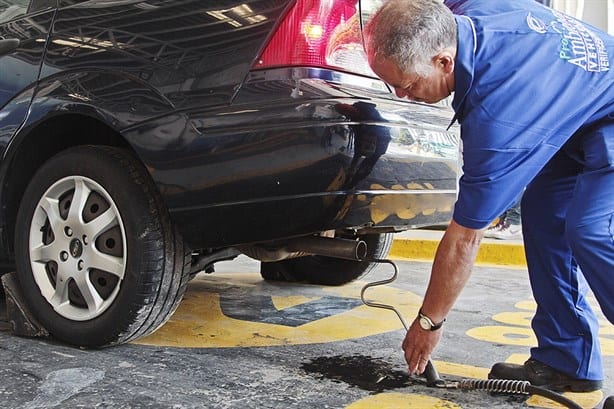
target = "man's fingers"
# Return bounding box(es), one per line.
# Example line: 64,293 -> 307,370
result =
410,351 -> 421,374
417,356 -> 429,374
407,349 -> 430,375
410,354 -> 430,375
402,338 -> 430,374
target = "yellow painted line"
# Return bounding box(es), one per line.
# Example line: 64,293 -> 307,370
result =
389,239 -> 439,262
467,325 -> 537,347
467,300 -> 614,355
271,295 -> 320,310
477,241 -> 527,267
346,393 -> 461,409
390,238 -> 527,267
134,274 -> 424,348
431,359 -> 489,379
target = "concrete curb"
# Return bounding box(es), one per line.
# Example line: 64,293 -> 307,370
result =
389,230 -> 527,267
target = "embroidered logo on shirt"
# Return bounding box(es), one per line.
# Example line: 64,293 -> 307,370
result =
526,12 -> 547,34
526,11 -> 610,73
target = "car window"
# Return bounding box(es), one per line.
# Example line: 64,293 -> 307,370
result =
0,0 -> 30,23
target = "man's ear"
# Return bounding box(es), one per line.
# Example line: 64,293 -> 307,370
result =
434,51 -> 455,74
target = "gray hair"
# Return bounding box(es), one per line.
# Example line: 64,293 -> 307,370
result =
365,0 -> 457,77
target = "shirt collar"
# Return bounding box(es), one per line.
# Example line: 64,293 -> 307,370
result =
451,15 -> 476,119
443,0 -> 464,11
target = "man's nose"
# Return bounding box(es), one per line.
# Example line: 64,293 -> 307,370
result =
394,87 -> 407,98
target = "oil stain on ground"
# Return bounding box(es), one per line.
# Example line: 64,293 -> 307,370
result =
301,354 -> 412,392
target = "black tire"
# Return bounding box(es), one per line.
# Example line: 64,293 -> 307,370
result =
260,233 -> 393,286
14,146 -> 190,347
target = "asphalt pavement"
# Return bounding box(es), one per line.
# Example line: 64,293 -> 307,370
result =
0,233 -> 612,409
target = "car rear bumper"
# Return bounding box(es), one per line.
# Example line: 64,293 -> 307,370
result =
124,68 -> 460,248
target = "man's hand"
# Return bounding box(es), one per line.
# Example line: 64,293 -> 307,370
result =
402,318 -> 443,375
400,220 -> 483,375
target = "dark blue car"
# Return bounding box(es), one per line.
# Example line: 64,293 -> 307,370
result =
0,0 -> 459,346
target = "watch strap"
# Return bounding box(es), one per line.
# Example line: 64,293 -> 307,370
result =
419,308 -> 446,331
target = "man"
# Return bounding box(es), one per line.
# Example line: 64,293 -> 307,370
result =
365,0 -> 613,392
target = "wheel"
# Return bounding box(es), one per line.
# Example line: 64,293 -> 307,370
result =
260,233 -> 393,286
14,146 -> 190,347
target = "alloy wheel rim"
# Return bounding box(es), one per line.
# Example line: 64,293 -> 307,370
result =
28,176 -> 127,321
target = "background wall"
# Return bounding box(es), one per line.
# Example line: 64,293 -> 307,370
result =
551,0 -> 614,34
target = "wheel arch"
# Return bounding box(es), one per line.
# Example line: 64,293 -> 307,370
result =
0,113 -> 132,264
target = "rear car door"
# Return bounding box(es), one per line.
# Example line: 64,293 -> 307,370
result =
0,0 -> 55,151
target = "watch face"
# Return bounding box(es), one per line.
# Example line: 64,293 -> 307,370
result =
419,316 -> 431,330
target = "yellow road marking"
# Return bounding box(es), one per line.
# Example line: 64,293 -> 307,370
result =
135,273 -> 423,348
346,393 -> 461,409
493,311 -> 534,326
468,299 -> 614,355
431,359 -> 489,379
389,239 -> 528,267
467,325 -> 537,347
271,295 -> 320,310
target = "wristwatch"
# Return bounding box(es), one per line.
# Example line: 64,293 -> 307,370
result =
418,309 -> 445,331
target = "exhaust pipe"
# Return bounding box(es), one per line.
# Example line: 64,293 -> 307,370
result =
286,236 -> 367,261
238,236 -> 368,262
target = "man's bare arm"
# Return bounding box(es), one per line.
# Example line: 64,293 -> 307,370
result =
402,219 -> 484,374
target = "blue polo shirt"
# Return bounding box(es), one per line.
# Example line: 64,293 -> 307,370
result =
444,0 -> 614,229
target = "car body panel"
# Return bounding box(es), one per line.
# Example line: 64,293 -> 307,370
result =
0,0 -> 459,264
0,4 -> 54,146
0,2 -> 56,261
123,69 -> 458,247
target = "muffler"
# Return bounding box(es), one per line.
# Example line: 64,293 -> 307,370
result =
238,236 -> 368,262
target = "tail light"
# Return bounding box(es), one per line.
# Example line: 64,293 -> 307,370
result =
253,0 -> 376,77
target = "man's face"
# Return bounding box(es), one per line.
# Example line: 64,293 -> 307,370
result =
369,55 -> 454,104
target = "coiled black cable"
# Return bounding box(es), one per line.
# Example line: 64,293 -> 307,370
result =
458,378 -> 531,394
456,378 -> 583,409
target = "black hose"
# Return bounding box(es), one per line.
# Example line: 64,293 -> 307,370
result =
423,360 -> 445,387
526,385 -> 583,409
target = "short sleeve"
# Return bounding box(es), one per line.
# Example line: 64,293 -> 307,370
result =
453,112 -> 560,229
